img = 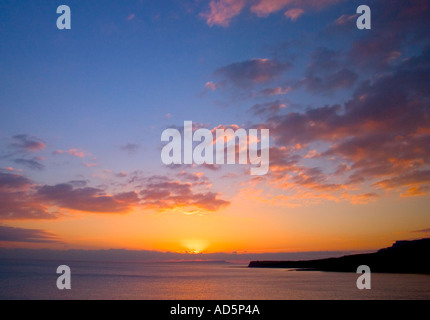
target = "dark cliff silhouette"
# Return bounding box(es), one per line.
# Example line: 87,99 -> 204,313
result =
248,238 -> 430,274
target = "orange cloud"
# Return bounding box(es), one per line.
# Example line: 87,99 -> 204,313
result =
400,186 -> 429,197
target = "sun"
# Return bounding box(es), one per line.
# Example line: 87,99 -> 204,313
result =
181,239 -> 209,254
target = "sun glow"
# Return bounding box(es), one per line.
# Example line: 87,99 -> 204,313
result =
181,239 -> 209,254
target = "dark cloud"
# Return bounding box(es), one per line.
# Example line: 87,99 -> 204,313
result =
13,158 -> 45,171
0,225 -> 61,243
290,167 -> 341,192
177,171 -> 210,184
373,170 -> 430,190
36,183 -> 140,214
120,143 -> 139,154
201,0 -> 343,27
140,175 -> 229,212
199,0 -> 430,203
200,163 -> 221,171
302,68 -> 358,94
10,134 -> 46,152
347,0 -> 430,70
214,58 -> 291,88
251,100 -> 287,116
265,146 -> 342,192
299,47 -> 358,94
68,180 -> 88,187
0,168 -> 229,219
412,227 -> 430,233
0,171 -> 56,220
0,171 -> 32,191
257,86 -> 292,96
263,44 -> 430,196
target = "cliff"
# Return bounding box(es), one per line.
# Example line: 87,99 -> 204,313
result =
248,238 -> 430,274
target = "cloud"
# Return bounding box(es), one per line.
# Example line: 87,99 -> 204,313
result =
201,163 -> 221,171
214,58 -> 291,88
13,158 -> 45,171
0,171 -> 32,191
120,143 -> 140,154
201,0 -> 342,26
299,47 -> 358,94
198,0 -> 430,205
284,8 -> 304,21
347,0 -> 430,70
302,68 -> 358,93
36,183 -> 139,214
412,227 -> 430,233
258,86 -> 292,96
400,186 -> 430,197
0,167 -> 229,219
54,149 -> 86,158
0,225 -> 61,243
261,44 -> 430,199
340,192 -> 380,205
140,174 -> 229,212
333,13 -> 357,26
0,171 -> 55,220
10,134 -> 46,152
68,180 -> 88,187
126,13 -> 136,21
83,162 -> 98,168
251,100 -> 287,116
204,81 -> 218,91
373,170 -> 430,190
200,0 -> 247,27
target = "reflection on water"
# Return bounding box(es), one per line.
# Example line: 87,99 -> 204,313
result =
0,259 -> 429,300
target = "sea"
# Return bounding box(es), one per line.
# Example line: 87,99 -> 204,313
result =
0,259 -> 429,300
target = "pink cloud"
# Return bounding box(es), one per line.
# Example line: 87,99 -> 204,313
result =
251,0 -> 342,17
205,81 -> 218,91
0,171 -> 56,220
201,0 -> 342,26
83,162 -> 98,168
54,149 -> 86,158
11,134 -> 46,152
334,14 -> 357,26
126,13 -> 136,21
200,0 -> 246,27
258,86 -> 292,96
251,0 -> 294,17
284,8 -> 304,21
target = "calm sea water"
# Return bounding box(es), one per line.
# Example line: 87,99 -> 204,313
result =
0,259 -> 429,300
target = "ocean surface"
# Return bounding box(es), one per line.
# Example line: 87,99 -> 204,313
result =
0,259 -> 429,300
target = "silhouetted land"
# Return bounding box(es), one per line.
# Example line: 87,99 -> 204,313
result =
248,238 -> 430,274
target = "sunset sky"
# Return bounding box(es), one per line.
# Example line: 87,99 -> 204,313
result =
1,0 -> 429,256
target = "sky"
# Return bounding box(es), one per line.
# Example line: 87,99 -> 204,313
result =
0,0 -> 429,257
